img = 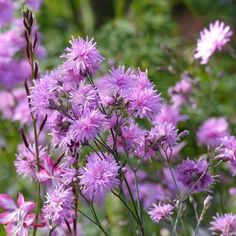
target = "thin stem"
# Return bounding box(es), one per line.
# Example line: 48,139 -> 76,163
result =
172,204 -> 181,236
133,171 -> 143,224
111,191 -> 139,224
89,204 -> 109,236
77,208 -> 97,225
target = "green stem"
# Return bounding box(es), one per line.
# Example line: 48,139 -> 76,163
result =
134,172 -> 142,221
89,204 -> 109,236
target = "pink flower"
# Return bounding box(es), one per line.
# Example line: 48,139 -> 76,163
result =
68,110 -> 106,144
210,213 -> 236,236
69,81 -> 99,114
168,75 -> 197,108
0,193 -> 35,236
79,152 -> 120,200
148,203 -> 174,224
30,72 -> 58,116
62,36 -> 104,77
107,66 -> 135,92
194,20 -> 233,64
42,186 -> 74,228
148,122 -> 179,150
127,88 -> 162,120
38,155 -> 62,186
197,117 -> 229,148
15,144 -> 48,179
153,103 -> 188,126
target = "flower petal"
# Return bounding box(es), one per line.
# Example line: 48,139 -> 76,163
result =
24,213 -> 35,226
0,211 -> 16,224
17,193 -> 25,207
21,201 -> 35,215
37,169 -> 51,182
0,194 -> 16,210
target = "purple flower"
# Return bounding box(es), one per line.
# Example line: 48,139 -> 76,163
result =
175,159 -> 213,193
134,69 -> 154,90
121,123 -> 145,152
127,88 -> 162,120
79,152 -> 120,200
210,213 -> 236,236
69,81 -> 99,114
153,103 -> 188,126
0,193 -> 35,236
148,203 -> 174,224
0,0 -> 13,27
168,75 -> 197,108
68,110 -> 106,144
197,117 -> 229,148
30,72 -> 58,115
139,183 -> 166,210
229,188 -> 236,196
15,144 -> 48,179
195,20 -> 233,64
0,60 -> 30,89
216,136 -> 236,161
107,66 -> 135,92
62,36 -> 104,77
148,122 -> 179,150
42,186 -> 74,228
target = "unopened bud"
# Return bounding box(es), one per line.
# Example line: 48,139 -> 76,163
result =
203,195 -> 212,210
179,130 -> 189,138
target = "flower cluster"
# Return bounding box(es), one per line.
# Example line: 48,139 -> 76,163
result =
0,15 -> 235,236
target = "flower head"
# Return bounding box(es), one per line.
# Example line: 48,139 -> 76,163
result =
42,186 -> 74,228
194,20 -> 233,64
69,81 -> 99,114
148,203 -> 174,224
217,136 -> 236,161
62,36 -> 103,77
15,144 -> 48,179
210,213 -> 236,236
168,75 -> 197,108
148,122 -> 179,150
68,110 -> 106,144
107,66 -> 135,92
127,88 -> 162,120
175,159 -> 213,193
79,152 -> 120,200
197,117 -> 229,148
30,72 -> 58,116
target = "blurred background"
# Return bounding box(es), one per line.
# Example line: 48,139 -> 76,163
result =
1,0 -> 236,235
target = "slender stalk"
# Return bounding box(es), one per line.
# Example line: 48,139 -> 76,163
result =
112,191 -> 139,224
172,204 -> 181,236
23,9 -> 41,236
123,175 -> 144,235
89,204 -> 109,236
133,171 -> 143,224
119,189 -> 137,236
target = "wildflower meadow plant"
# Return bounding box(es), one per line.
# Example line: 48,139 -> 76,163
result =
0,5 -> 236,236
